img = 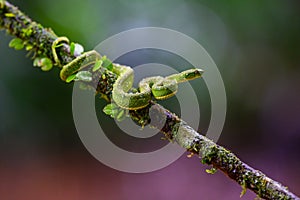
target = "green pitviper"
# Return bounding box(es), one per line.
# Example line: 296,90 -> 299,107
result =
53,37 -> 204,110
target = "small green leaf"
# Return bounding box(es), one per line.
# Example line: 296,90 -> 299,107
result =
106,63 -> 113,71
9,38 -> 19,47
70,42 -> 75,56
40,58 -> 53,71
103,104 -> 113,116
33,57 -> 41,67
66,74 -> 77,83
25,29 -> 33,37
75,71 -> 92,82
25,44 -> 33,51
92,59 -> 103,72
110,103 -> 119,110
21,28 -> 33,37
101,56 -> 113,71
5,13 -> 15,17
33,57 -> 53,71
110,108 -> 120,118
9,38 -> 24,50
14,43 -> 24,50
103,103 -> 120,118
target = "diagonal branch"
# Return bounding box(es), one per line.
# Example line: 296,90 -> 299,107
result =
0,1 -> 299,199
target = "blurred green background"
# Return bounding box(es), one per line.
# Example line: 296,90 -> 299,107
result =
0,0 -> 299,199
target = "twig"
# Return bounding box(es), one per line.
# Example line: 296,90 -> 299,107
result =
0,1 -> 299,199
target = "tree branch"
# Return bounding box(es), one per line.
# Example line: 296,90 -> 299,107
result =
1,1 -> 299,199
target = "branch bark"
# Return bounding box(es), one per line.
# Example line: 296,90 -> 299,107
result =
1,1 -> 299,199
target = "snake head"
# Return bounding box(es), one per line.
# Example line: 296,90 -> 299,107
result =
168,68 -> 204,83
183,68 -> 204,80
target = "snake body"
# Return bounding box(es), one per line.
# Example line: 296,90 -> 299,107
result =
53,38 -> 204,110
112,64 -> 203,110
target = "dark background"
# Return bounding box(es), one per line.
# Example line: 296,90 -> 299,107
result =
0,0 -> 299,199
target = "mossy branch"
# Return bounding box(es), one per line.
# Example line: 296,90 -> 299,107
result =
1,1 -> 299,200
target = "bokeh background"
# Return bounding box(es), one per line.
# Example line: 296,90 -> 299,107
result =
0,0 -> 299,199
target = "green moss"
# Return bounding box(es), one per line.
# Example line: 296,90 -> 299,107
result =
205,167 -> 217,174
240,180 -> 247,197
129,105 -> 151,127
4,12 -> 15,17
200,141 -> 218,165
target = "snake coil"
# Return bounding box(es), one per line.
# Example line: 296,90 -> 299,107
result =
52,37 -> 204,110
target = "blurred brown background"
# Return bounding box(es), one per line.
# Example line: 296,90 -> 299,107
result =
0,0 -> 299,199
